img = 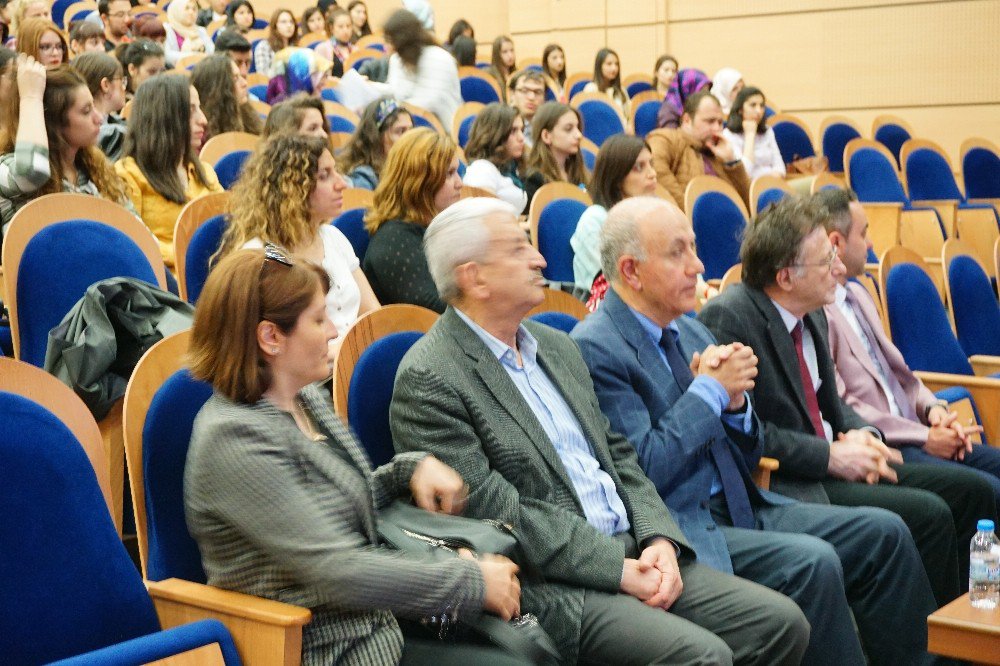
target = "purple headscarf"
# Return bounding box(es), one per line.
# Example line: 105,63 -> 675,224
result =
657,68 -> 711,129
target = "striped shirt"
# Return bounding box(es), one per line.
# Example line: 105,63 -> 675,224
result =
456,309 -> 631,536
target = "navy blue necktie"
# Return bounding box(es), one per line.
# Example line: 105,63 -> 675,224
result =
660,329 -> 755,530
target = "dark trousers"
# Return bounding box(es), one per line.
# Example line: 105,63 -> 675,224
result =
823,461 -> 997,606
902,444 -> 1000,508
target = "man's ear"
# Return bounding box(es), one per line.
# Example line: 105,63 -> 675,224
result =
619,256 -> 641,290
454,262 -> 486,300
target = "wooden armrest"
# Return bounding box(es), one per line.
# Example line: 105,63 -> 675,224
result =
146,578 -> 310,666
752,457 -> 779,491
913,371 -> 1000,445
969,355 -> 1000,378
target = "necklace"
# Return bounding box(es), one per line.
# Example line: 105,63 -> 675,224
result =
294,399 -> 327,442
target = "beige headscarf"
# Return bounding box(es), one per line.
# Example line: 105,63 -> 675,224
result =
167,0 -> 201,40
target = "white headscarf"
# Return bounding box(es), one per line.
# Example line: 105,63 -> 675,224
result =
167,0 -> 200,40
711,67 -> 743,114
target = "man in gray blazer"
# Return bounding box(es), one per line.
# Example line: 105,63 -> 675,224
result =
390,198 -> 809,665
572,197 -> 937,665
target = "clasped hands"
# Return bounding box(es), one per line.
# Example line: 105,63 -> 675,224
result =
925,405 -> 982,461
828,429 -> 902,485
689,342 -> 757,411
621,538 -> 684,611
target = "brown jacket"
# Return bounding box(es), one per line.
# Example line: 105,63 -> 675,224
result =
646,128 -> 751,211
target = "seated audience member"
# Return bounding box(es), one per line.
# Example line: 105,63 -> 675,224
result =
487,35 -> 515,102
73,51 -> 128,161
196,0 -> 227,28
116,74 -> 222,269
262,92 -> 329,139
646,89 -> 749,211
337,96 -> 412,190
185,247 -> 522,666
570,134 -> 656,293
6,0 -> 50,49
652,54 -> 678,99
541,42 -> 566,102
16,18 -> 68,68
265,47 -> 337,105
382,9 -> 462,129
212,29 -> 252,77
68,20 -> 105,58
163,0 -> 213,67
315,7 -> 354,67
0,0 -> 10,45
224,0 -> 255,35
711,67 -> 744,116
191,53 -> 262,144
118,38 -> 164,100
362,128 -> 461,313
572,196 -> 939,665
722,86 -> 785,180
819,189 -> 1000,501
697,194 -> 998,606
582,47 -> 630,121
389,195 -> 810,664
347,0 -> 370,42
449,34 -> 475,68
445,18 -> 473,47
1,58 -> 134,237
253,8 -> 297,76
220,133 -> 379,332
462,103 -> 527,213
99,0 -> 131,52
299,6 -> 326,37
656,67 -> 709,129
507,68 -> 545,147
522,101 -> 587,207
131,15 -> 166,46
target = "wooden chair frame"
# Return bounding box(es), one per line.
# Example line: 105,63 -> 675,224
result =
353,35 -> 384,52
817,114 -> 864,171
684,175 -> 751,221
878,245 -> 945,316
749,174 -> 794,215
810,172 -> 844,193
341,188 -> 373,211
527,182 -> 593,250
245,72 -> 268,87
322,101 -> 360,126
128,3 -> 163,19
331,305 -> 439,420
871,114 -> 916,143
570,90 -> 627,126
402,103 -> 446,135
298,30 -> 328,47
527,288 -> 589,321
458,66 -> 503,101
460,185 -> 496,199
769,113 -> 817,156
579,136 -> 600,157
941,238 -> 993,336
515,56 -> 542,71
717,263 -> 742,293
451,101 -> 485,145
960,137 -> 1000,215
199,132 -> 260,166
176,53 -> 208,71
249,99 -> 271,118
343,47 -> 383,72
173,192 -> 230,303
563,72 -> 592,102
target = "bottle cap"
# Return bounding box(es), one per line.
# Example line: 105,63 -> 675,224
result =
978,519 -> 996,531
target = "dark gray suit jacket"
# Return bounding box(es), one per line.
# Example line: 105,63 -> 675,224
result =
698,284 -> 871,504
390,307 -> 690,661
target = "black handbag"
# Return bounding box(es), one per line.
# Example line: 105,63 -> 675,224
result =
378,500 -> 560,665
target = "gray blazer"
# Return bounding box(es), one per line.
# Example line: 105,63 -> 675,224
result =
390,308 -> 690,662
185,384 -> 485,666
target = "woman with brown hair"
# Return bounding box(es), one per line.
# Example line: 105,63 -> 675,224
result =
15,18 -> 67,68
315,7 -> 354,66
337,96 -> 413,190
1,56 -> 133,236
541,43 -> 566,102
72,51 -> 128,161
252,8 -> 298,76
487,35 -> 515,102
261,92 -> 329,140
362,127 -> 462,312
462,103 -> 526,213
189,53 -> 262,144
522,101 -> 586,208
346,0 -> 370,42
219,132 -> 379,334
582,47 -> 629,121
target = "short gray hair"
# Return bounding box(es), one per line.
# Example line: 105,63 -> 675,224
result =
600,196 -> 678,282
424,197 -> 518,302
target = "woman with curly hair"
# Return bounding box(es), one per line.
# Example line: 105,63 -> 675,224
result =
190,53 -> 261,145
219,133 -> 379,333
261,92 -> 329,139
115,74 -> 221,270
522,101 -> 586,207
253,8 -> 297,76
15,18 -> 68,68
1,56 -> 133,237
361,127 -> 462,313
462,102 -> 526,213
336,96 -> 412,190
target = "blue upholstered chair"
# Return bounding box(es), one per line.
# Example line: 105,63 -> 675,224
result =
321,88 -> 341,103
0,371 -> 239,664
459,73 -> 502,104
632,99 -> 661,139
173,192 -> 229,304
872,115 -> 913,168
684,176 -> 750,281
327,115 -> 357,134
51,0 -> 77,27
251,18 -> 268,29
944,248 -> 1000,357
962,138 -> 1000,200
332,208 -> 371,262
581,146 -> 597,171
749,175 -> 794,216
571,93 -> 625,148
184,214 -> 228,305
213,150 -> 251,190
536,199 -> 588,283
756,188 -> 789,214
770,113 -> 816,164
625,79 -> 653,98
902,139 -> 999,223
529,311 -> 579,334
819,116 -> 862,174
248,84 -> 267,100
457,115 -> 476,148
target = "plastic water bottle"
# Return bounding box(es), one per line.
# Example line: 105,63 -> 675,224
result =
969,519 -> 1000,609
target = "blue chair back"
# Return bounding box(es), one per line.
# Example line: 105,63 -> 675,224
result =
529,311 -> 579,333
351,57 -> 374,72
568,79 -> 589,100
948,255 -> 1000,357
251,18 -> 268,29
848,146 -> 908,205
460,77 -> 501,104
581,147 -> 596,171
16,220 -> 158,367
248,84 -> 267,100
458,159 -> 466,178
332,208 -> 371,261
214,150 -> 251,189
885,263 -> 973,374
575,99 -> 624,147
763,106 -> 776,119
866,247 -> 878,263
347,331 -> 423,468
873,123 -> 911,168
0,391 -> 160,662
525,64 -> 543,73
143,370 -> 214,583
544,87 -> 556,102
626,81 -> 653,98
633,100 -> 660,139
458,115 -> 476,148
327,115 -> 357,134
821,122 -> 861,173
51,0 -> 76,27
184,214 -> 228,304
905,148 -> 964,202
409,113 -> 436,131
772,119 -> 815,163
756,187 -> 789,214
690,192 -> 747,280
537,199 -> 588,283
963,146 -> 1000,199
321,88 -> 341,103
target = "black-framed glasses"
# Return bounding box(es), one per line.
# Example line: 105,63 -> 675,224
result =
514,86 -> 544,97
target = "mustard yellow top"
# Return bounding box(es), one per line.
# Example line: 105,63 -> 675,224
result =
115,157 -> 223,269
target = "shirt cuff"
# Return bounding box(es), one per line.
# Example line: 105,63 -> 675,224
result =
688,375 -> 728,416
721,392 -> 755,435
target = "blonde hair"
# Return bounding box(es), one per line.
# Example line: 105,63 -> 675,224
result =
365,127 -> 456,233
10,0 -> 50,34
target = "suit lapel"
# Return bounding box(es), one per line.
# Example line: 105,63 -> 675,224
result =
604,290 -> 684,400
828,291 -> 884,388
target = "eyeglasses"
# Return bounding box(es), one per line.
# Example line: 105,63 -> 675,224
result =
39,42 -> 66,53
790,246 -> 839,271
107,10 -> 129,18
514,86 -> 544,97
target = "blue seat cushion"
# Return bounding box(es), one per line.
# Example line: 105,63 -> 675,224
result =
332,209 -> 370,262
538,199 -> 588,283
948,255 -> 1000,357
690,192 -> 746,280
184,215 -> 228,304
529,311 -> 579,334
214,151 -> 251,190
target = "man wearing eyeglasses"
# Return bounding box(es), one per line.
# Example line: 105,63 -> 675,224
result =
508,69 -> 545,148
698,194 -> 997,609
99,0 -> 131,52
